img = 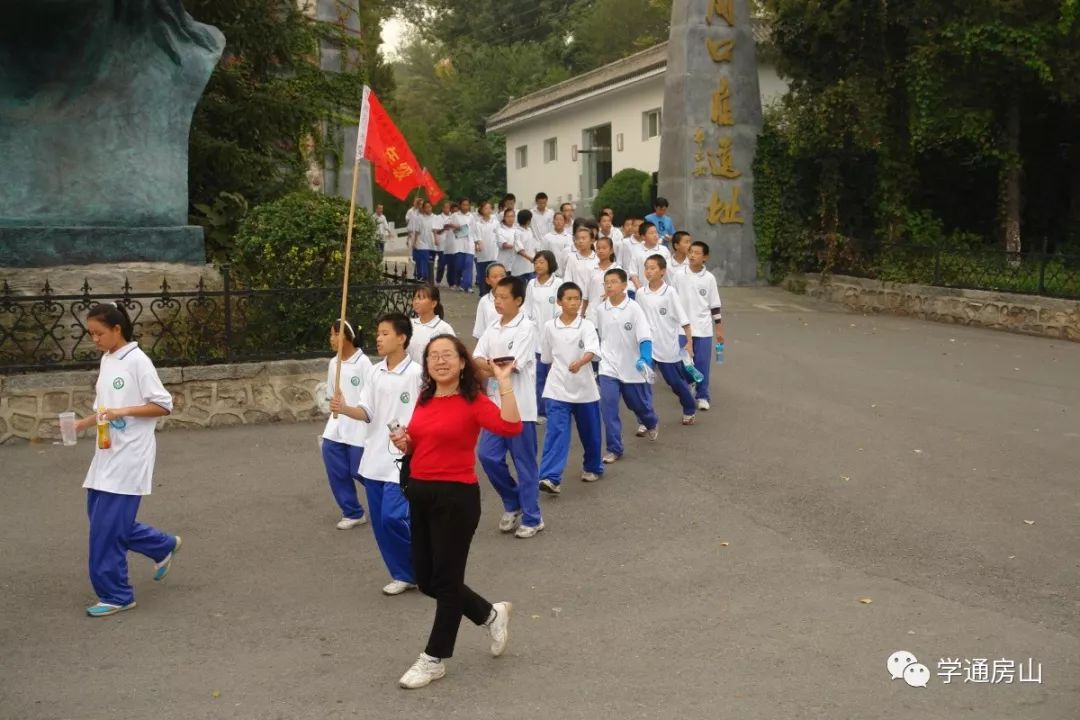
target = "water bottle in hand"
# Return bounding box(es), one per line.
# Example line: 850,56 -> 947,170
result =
715,342 -> 725,365
636,359 -> 656,384
680,349 -> 705,384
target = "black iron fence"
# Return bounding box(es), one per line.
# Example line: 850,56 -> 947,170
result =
0,263 -> 421,374
803,240 -> 1080,300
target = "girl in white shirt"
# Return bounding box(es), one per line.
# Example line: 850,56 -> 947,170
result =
473,263 -> 508,338
583,236 -> 621,322
409,284 -> 456,364
495,208 -> 518,270
525,251 -> 562,421
511,209 -> 537,280
322,320 -> 374,530
473,202 -> 500,296
562,225 -> 600,296
74,303 -> 178,617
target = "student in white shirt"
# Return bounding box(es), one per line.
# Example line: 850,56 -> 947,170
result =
616,220 -> 641,270
537,282 -> 603,493
562,225 -> 600,293
636,256 -> 698,424
559,201 -> 575,229
667,230 -> 692,285
595,268 -> 659,463
405,196 -> 423,248
583,236 -> 621,323
74,303 -> 178,617
524,250 -> 562,421
449,198 -> 475,292
433,200 -> 453,287
530,192 -> 555,246
374,203 -> 392,256
626,221 -> 672,292
331,313 -> 422,595
511,209 -> 537,280
322,320 -> 373,529
409,284 -> 455,364
472,201 -> 500,297
473,263 -> 508,338
542,211 -> 574,274
473,276 -> 544,538
495,208 -> 518,270
676,241 -> 725,411
413,201 -> 437,283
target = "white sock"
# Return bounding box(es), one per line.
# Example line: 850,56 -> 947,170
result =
422,652 -> 441,664
485,607 -> 497,626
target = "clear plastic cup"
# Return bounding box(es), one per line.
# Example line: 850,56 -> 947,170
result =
59,412 -> 77,446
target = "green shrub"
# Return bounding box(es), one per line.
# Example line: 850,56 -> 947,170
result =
592,169 -> 652,223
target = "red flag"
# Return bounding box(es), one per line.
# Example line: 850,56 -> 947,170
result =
357,86 -> 423,200
419,168 -> 445,205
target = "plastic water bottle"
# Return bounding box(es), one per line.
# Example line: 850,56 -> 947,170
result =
637,362 -> 656,384
679,349 -> 705,384
715,342 -> 725,365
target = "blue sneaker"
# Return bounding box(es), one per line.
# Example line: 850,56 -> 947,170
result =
86,601 -> 136,617
153,535 -> 182,582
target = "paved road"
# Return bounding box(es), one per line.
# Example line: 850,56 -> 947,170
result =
2,286 -> 1078,719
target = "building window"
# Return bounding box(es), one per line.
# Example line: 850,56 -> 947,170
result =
543,138 -> 558,163
643,109 -> 662,140
515,145 -> 528,169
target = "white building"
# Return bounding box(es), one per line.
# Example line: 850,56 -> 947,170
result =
486,35 -> 785,212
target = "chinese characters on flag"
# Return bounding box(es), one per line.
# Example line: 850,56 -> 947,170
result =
419,168 -> 445,205
356,86 -> 433,200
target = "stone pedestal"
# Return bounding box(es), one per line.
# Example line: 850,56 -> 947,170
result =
658,0 -> 762,285
0,262 -> 223,296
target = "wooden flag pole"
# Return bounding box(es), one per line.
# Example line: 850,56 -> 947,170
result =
332,153 -> 363,419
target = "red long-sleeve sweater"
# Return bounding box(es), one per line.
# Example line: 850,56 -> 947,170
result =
408,393 -> 523,483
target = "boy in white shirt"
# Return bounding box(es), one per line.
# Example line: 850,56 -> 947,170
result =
595,268 -> 659,464
473,263 -> 508,338
537,282 -> 603,493
511,209 -> 537,281
627,221 -> 671,292
667,230 -> 692,285
331,313 -> 422,595
562,225 -> 600,292
636,256 -> 698,425
473,276 -> 544,538
473,201 -> 500,296
496,208 -> 518,270
413,201 -> 436,283
433,200 -> 454,287
676,241 -> 725,411
530,192 -> 555,245
449,198 -> 475,292
373,203 -> 391,256
542,211 -> 574,273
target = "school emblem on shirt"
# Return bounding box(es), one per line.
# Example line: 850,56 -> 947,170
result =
400,392 -> 411,404
659,308 -> 668,316
350,376 -> 361,387
699,288 -> 707,296
548,297 -> 555,304
507,340 -> 514,349
623,322 -> 633,331
578,340 -> 585,349
112,377 -> 124,390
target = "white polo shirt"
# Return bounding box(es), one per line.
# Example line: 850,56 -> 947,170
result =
563,250 -> 600,293
540,316 -> 601,404
543,232 -> 574,274
432,213 -> 451,252
617,235 -> 641,268
414,214 -> 436,251
668,255 -> 691,286
472,293 -> 499,338
636,283 -> 690,363
677,266 -> 723,337
474,216 -> 500,262
357,356 -> 422,484
530,206 -> 555,243
525,275 -> 562,327
323,349 -> 373,447
83,342 -> 173,496
584,262 -> 622,321
473,311 -> 538,421
627,243 -> 672,287
496,224 -> 517,268
408,316 -> 456,365
451,211 -> 474,256
511,228 -> 537,276
595,296 -> 652,383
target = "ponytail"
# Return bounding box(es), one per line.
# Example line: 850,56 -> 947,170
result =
332,319 -> 357,345
87,302 -> 134,341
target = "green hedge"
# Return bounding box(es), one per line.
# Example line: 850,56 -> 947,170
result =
592,169 -> 652,223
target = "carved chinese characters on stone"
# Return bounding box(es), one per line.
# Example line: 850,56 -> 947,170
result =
709,136 -> 741,178
706,0 -> 734,26
711,76 -> 734,127
706,187 -> 745,225
705,37 -> 735,63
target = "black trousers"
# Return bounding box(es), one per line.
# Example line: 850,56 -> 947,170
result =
407,479 -> 493,659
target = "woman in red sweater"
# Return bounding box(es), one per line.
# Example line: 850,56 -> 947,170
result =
391,333 -> 523,690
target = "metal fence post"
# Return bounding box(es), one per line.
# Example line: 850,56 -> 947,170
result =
223,265 -> 233,362
1037,236 -> 1049,296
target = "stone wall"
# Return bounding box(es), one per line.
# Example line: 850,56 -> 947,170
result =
785,273 -> 1080,341
0,358 -> 330,445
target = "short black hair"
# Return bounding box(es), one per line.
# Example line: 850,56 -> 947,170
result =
534,249 -> 559,276
673,230 -> 692,246
557,282 -> 582,301
535,192 -> 548,200
639,220 -> 656,236
654,197 -> 669,208
458,196 -> 470,204
645,254 -> 667,270
691,240 -> 711,256
517,209 -> 532,227
486,262 -> 507,279
560,202 -> 573,212
604,267 -> 628,283
377,312 -> 413,349
87,302 -> 134,342
496,275 -> 526,303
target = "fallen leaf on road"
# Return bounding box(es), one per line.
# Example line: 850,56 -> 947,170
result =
913,449 -> 923,454
1023,520 -> 1035,525
211,690 -> 221,699
1008,556 -> 1016,560
719,542 -> 730,547
840,476 -> 850,482
530,614 -> 541,620
858,597 -> 873,605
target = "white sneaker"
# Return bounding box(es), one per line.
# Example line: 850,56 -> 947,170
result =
647,426 -> 660,441
336,516 -> 368,530
487,601 -> 512,657
514,521 -> 544,539
539,479 -> 561,494
602,452 -> 620,464
581,472 -> 600,482
498,511 -> 522,533
635,424 -> 647,437
399,653 -> 446,689
697,399 -> 711,411
681,415 -> 696,426
382,580 -> 417,596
